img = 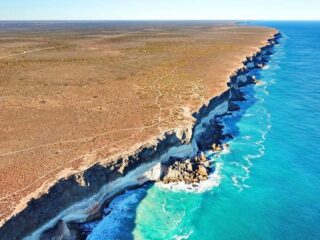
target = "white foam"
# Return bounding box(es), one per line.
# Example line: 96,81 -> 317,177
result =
220,147 -> 231,155
243,156 -> 253,166
230,162 -> 240,167
173,217 -> 183,228
243,113 -> 254,117
231,175 -> 244,191
242,135 -> 252,140
174,230 -> 193,240
161,199 -> 168,214
231,175 -> 238,185
242,165 -> 250,174
231,174 -> 251,192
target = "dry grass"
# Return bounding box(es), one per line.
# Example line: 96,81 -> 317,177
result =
0,21 -> 276,224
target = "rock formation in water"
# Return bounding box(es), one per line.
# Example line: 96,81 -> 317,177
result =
161,153 -> 211,184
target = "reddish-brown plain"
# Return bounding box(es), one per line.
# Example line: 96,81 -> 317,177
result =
0,21 -> 276,224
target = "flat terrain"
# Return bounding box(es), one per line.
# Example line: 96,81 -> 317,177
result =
0,21 -> 276,224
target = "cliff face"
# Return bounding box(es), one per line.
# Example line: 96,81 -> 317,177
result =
0,33 -> 281,240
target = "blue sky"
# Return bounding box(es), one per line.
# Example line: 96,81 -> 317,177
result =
1,0 -> 319,20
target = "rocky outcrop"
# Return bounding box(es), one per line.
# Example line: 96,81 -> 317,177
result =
161,153 -> 211,184
0,32 -> 281,240
195,120 -> 226,151
159,32 -> 282,186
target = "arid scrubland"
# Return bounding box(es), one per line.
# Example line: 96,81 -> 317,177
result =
0,21 -> 276,223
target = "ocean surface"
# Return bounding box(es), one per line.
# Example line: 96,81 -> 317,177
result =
87,21 -> 320,240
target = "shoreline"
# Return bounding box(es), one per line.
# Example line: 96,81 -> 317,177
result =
0,32 -> 281,240
80,32 -> 281,237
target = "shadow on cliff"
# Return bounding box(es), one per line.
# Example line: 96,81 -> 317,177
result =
221,71 -> 264,142
224,86 -> 259,139
82,83 -> 262,240
80,183 -> 153,240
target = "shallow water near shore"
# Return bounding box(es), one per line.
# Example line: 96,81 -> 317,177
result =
87,21 -> 320,239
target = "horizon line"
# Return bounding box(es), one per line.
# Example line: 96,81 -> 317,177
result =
1,19 -> 320,22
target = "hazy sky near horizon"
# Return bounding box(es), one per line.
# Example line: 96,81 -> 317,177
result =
1,0 -> 319,20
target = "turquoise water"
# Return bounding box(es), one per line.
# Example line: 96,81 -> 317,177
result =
88,22 -> 320,240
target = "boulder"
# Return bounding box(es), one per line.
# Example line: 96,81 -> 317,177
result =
186,162 -> 193,172
198,165 -> 208,176
212,143 -> 222,151
203,161 -> 210,168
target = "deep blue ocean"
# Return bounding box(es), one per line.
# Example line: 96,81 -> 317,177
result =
87,21 -> 320,240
